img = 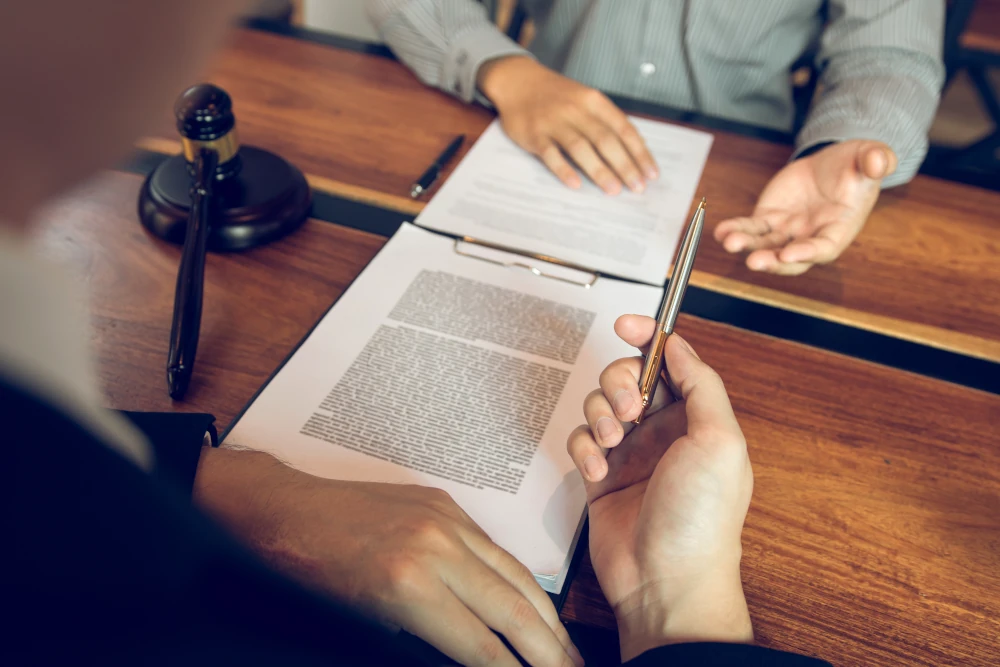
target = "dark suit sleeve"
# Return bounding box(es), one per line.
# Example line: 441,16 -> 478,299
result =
120,410 -> 217,495
627,642 -> 831,666
3,380 -> 421,666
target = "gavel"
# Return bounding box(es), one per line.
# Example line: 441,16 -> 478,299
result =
139,84 -> 311,399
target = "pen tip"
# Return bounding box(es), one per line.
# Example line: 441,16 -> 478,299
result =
699,197 -> 706,207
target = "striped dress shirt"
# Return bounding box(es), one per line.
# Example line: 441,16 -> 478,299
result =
367,0 -> 945,187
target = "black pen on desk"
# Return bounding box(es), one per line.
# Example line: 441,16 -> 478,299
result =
410,134 -> 464,198
634,197 -> 706,424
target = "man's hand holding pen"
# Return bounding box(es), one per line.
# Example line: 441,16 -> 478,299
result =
567,318 -> 754,661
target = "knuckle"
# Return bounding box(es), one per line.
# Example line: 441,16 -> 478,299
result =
505,596 -> 538,633
472,637 -> 505,665
528,132 -> 551,155
599,359 -> 631,387
594,131 -> 616,151
407,516 -> 457,555
424,486 -> 454,506
565,136 -> 592,157
619,122 -> 641,141
583,387 -> 605,407
566,424 -> 591,453
383,556 -> 428,600
582,88 -> 608,107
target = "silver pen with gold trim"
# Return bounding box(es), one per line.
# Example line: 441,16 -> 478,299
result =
634,198 -> 706,424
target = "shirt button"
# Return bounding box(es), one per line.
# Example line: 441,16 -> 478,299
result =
639,62 -> 656,76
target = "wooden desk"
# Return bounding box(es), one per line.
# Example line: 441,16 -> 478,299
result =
960,0 -> 1000,53
33,170 -> 1000,666
33,171 -> 384,424
142,27 -> 1000,363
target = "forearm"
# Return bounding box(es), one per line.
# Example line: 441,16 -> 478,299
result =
367,0 -> 528,102
797,0 -> 944,187
797,58 -> 942,187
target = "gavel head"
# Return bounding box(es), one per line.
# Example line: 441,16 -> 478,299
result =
175,84 -> 241,180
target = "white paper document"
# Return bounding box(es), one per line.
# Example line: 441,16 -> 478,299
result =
416,117 -> 713,285
225,223 -> 663,593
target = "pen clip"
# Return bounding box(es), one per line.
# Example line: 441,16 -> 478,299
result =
452,237 -> 599,288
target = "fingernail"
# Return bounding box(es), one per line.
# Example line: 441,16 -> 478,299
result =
583,455 -> 604,481
612,390 -> 635,417
646,167 -> 659,180
873,149 -> 888,178
629,179 -> 644,193
604,182 -> 622,195
595,416 -> 617,445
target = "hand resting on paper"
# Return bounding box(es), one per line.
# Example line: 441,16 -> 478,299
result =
193,448 -> 583,667
713,139 -> 897,275
478,56 -> 659,195
566,316 -> 754,661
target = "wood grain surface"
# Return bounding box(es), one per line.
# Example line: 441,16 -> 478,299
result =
31,171 -> 384,430
144,27 -> 1000,360
32,170 -> 1000,666
960,0 -> 1000,52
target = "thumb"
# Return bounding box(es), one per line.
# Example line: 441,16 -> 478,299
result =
855,141 -> 898,181
663,335 -> 742,441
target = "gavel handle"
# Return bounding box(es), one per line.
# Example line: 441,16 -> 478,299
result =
166,148 -> 219,400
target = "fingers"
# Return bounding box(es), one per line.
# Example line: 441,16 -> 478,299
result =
397,581 -> 524,667
777,222 -> 849,265
443,545 -> 582,667
544,95 -> 657,194
574,113 -> 645,192
567,315 -> 676,482
713,214 -> 806,254
539,143 -> 582,190
745,248 -> 814,275
567,424 -> 608,482
587,93 -> 660,181
661,335 -> 743,446
467,534 -> 583,667
553,125 -> 622,195
855,141 -> 898,181
613,313 -> 657,350
597,355 -> 673,422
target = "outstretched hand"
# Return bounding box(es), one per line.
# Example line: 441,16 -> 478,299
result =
714,140 -> 897,275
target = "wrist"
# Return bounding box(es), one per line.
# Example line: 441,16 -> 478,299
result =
615,568 -> 753,662
193,447 -> 291,544
476,55 -> 537,108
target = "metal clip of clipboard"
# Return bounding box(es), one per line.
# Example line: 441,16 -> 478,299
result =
451,235 -> 599,288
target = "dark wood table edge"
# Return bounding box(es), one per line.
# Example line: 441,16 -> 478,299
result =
241,17 -> 1000,195
118,151 -> 1000,395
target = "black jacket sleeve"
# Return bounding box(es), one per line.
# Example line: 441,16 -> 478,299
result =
628,642 -> 831,666
121,410 -> 217,494
2,379 -> 419,666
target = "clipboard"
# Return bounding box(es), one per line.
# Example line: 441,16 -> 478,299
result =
222,225 -> 649,609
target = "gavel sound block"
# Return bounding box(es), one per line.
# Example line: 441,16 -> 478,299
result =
139,84 -> 311,250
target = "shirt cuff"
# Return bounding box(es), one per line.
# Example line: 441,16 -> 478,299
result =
442,24 -> 532,105
628,641 -> 832,666
794,121 -> 913,189
120,411 -> 217,496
